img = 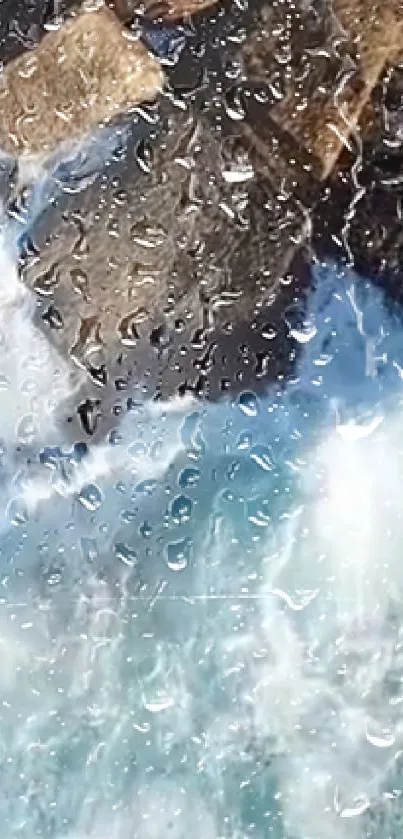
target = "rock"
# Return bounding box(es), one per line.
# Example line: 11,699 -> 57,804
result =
314,62 -> 403,295
107,0 -> 220,22
2,0 -> 402,444
0,5 -> 164,157
21,103 -> 310,443
241,0 -> 403,180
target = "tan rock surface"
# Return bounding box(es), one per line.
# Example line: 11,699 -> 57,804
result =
0,5 -> 164,157
269,0 -> 403,179
107,0 -> 220,22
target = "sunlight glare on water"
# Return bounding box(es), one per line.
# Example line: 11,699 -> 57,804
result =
1,255 -> 403,839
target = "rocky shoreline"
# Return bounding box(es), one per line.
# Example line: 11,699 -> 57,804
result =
0,0 -> 401,443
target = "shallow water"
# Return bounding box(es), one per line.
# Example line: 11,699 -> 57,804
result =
1,249 -> 403,839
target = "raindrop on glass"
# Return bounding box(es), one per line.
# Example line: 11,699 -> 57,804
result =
114,542 -> 137,568
238,391 -> 259,417
250,445 -> 273,472
77,483 -> 104,512
170,494 -> 192,524
165,537 -> 192,571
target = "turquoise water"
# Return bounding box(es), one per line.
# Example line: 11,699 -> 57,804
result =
1,259 -> 403,838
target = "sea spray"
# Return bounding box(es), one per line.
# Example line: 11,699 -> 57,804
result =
0,226 -> 79,452
0,115 -> 170,528
1,254 -> 403,838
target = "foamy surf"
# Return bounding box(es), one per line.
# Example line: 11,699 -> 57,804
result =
0,249 -> 403,839
0,224 -> 83,492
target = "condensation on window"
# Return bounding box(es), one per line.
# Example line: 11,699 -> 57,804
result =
0,1 -> 402,837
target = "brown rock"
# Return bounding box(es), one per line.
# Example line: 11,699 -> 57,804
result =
0,5 -> 164,157
142,0 -> 219,21
269,0 -> 403,179
106,0 -> 220,22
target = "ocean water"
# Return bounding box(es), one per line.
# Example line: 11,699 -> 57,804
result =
1,221 -> 403,839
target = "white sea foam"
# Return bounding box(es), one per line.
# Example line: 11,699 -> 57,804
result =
0,243 -> 403,839
0,229 -> 79,447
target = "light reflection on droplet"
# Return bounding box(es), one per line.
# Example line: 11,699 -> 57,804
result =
165,537 -> 192,571
171,494 -> 192,524
143,693 -> 174,713
238,391 -> 259,417
17,413 -> 38,444
6,498 -> 29,526
365,722 -> 395,749
250,445 -> 273,472
179,467 -> 200,489
114,542 -> 137,568
77,483 -> 103,512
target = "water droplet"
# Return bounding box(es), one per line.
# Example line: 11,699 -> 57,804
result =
179,467 -> 200,489
70,268 -> 90,301
88,364 -> 107,388
289,323 -> 318,344
180,412 -> 202,448
18,233 -> 40,270
120,509 -> 136,524
70,315 -> 105,384
334,789 -> 370,819
42,304 -> 64,330
135,138 -> 153,174
72,231 -> 89,261
128,441 -> 148,460
238,391 -> 259,417
39,445 -> 63,470
118,312 -> 141,347
175,318 -> 186,333
221,162 -> 254,184
113,188 -> 128,206
77,483 -> 103,512
144,693 -> 174,713
111,136 -> 127,163
224,85 -> 246,121
150,324 -> 171,352
114,542 -> 137,568
136,479 -> 157,496
17,413 -> 38,444
285,306 -> 317,344
165,537 -> 192,571
250,445 -> 273,472
247,497 -> 271,527
171,494 -> 192,524
33,263 -> 60,297
237,431 -> 252,450
253,85 -> 271,105
80,537 -> 98,563
7,498 -> 29,526
77,399 -> 100,436
44,14 -> 64,31
233,0 -> 248,12
107,217 -> 120,238
261,323 -> 277,341
365,723 -> 395,748
139,520 -> 152,538
131,220 -> 167,250
21,378 -> 37,396
43,567 -> 63,587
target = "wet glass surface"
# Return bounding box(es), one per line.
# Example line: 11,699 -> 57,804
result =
0,0 -> 402,837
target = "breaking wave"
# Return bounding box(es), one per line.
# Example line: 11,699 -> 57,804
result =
0,226 -> 403,839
